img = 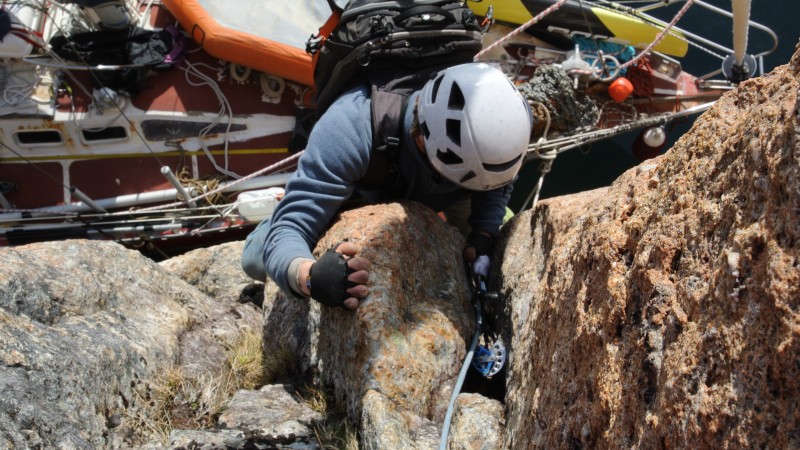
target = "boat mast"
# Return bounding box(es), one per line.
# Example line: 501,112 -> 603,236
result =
723,0 -> 757,82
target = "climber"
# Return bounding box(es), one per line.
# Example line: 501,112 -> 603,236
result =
241,62 -> 533,310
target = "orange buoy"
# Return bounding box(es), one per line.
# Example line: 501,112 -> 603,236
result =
608,77 -> 634,102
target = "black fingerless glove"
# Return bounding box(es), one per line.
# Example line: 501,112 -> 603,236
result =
309,249 -> 355,307
467,232 -> 494,257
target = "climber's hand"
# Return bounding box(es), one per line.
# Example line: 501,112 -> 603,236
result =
307,242 -> 370,310
463,232 -> 494,277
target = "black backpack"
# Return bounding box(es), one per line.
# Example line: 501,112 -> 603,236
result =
49,27 -> 183,95
291,0 -> 487,195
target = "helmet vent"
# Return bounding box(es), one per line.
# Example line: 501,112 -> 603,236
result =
460,171 -> 476,184
421,121 -> 431,140
430,75 -> 444,103
446,119 -> 461,146
448,83 -> 465,110
436,148 -> 464,165
483,154 -> 522,172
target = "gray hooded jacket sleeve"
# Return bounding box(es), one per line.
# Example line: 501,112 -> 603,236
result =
262,86 -> 373,293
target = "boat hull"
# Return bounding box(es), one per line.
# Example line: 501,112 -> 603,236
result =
470,0 -> 688,56
0,0 -> 736,251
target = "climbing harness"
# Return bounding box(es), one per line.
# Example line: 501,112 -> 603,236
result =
439,267 -> 506,450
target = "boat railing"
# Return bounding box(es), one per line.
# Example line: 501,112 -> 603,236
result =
595,0 -> 778,80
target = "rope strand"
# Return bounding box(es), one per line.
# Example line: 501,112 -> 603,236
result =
614,0 -> 697,73
474,0 -> 569,61
134,151 -> 301,213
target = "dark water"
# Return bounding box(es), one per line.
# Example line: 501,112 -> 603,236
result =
510,0 -> 799,211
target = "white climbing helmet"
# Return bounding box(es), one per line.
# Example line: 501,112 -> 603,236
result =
417,62 -> 532,191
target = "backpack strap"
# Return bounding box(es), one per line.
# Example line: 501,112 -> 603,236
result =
371,87 -> 406,158
358,67 -> 444,198
357,86 -> 407,197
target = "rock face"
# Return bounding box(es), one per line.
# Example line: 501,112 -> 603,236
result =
168,385 -> 322,450
0,203 -> 481,450
447,394 -> 505,450
159,242 -> 263,305
262,202 -> 476,449
215,385 -> 322,447
0,240 -> 262,448
0,241 -> 193,448
497,47 -> 800,448
2,44 -> 799,450
159,242 -> 264,378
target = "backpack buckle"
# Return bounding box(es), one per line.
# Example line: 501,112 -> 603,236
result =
386,136 -> 400,152
358,48 -> 371,67
306,33 -> 324,55
369,16 -> 392,35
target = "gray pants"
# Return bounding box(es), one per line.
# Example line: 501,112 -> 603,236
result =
241,219 -> 271,281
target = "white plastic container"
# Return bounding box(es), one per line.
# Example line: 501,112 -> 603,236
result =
84,1 -> 131,30
0,6 -> 41,59
236,187 -> 284,222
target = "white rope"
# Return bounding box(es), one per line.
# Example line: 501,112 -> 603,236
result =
474,0 -> 569,61
0,67 -> 36,106
517,101 -> 555,212
731,0 -> 751,66
180,61 -> 241,178
138,0 -> 158,28
519,157 -> 554,213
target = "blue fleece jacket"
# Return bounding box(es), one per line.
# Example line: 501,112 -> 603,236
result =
262,85 -> 513,293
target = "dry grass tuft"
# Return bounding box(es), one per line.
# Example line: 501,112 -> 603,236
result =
261,336 -> 300,382
123,367 -> 184,444
127,330 -> 359,449
226,329 -> 268,390
126,330 -> 268,445
298,385 -> 359,450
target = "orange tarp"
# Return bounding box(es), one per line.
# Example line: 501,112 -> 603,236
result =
162,0 -> 315,86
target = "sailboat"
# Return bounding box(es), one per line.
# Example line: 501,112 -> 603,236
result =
0,0 -> 777,254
